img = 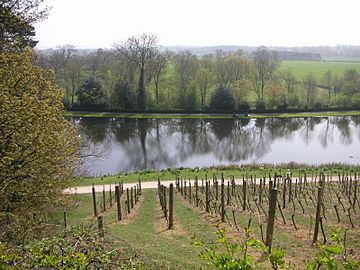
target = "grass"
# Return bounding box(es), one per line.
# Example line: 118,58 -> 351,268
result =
73,164 -> 360,187
55,175 -> 360,269
281,60 -> 360,81
107,189 -> 215,269
65,110 -> 360,120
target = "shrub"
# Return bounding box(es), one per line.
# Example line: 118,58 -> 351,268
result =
255,100 -> 266,111
210,87 -> 235,111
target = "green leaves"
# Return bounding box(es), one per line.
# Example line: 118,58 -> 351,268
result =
0,51 -> 79,243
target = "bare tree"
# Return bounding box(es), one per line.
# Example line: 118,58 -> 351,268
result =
253,46 -> 280,101
322,69 -> 333,104
303,73 -> 317,108
114,33 -> 159,110
149,51 -> 169,102
279,68 -> 297,104
195,58 -> 215,107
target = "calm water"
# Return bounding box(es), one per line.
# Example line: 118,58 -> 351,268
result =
73,116 -> 360,176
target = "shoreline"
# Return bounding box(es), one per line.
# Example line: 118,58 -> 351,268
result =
64,110 -> 360,119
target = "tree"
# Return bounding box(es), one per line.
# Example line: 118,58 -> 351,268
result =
342,68 -> 360,96
115,33 -> 159,110
112,81 -> 134,110
0,51 -> 79,241
195,58 -> 215,107
322,69 -> 333,104
0,0 -> 48,52
174,50 -> 198,108
77,77 -> 106,108
209,87 -> 235,111
150,51 -> 169,102
303,73 -> 317,108
252,46 -> 280,101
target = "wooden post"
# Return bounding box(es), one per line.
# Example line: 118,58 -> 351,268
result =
221,180 -> 225,222
131,187 -> 134,209
126,188 -> 130,214
189,181 -> 192,203
195,178 -> 199,207
169,184 -> 174,229
63,211 -> 67,229
102,185 -> 106,212
227,181 -> 230,205
313,186 -> 323,244
97,216 -> 104,237
243,180 -> 247,211
266,188 -> 278,251
205,181 -> 210,213
138,180 -> 142,194
282,179 -> 287,209
115,186 -> 122,221
92,184 -> 97,217
109,184 -> 112,208
184,181 -> 187,200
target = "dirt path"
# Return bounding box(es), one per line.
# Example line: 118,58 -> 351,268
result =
65,177 -> 327,194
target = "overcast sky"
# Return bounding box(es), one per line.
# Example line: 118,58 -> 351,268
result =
35,0 -> 360,49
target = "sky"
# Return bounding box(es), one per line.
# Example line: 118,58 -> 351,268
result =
35,0 -> 360,49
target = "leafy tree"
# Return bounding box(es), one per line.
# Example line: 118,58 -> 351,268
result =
112,81 -> 134,110
0,0 -> 48,52
210,87 -> 235,111
115,33 -> 159,110
77,77 -> 106,109
342,68 -> 360,96
0,51 -> 79,242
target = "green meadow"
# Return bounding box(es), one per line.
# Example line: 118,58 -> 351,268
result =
281,59 -> 360,81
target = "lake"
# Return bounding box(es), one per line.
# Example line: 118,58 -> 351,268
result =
73,116 -> 360,176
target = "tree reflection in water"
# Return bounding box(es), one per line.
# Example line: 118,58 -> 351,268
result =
73,116 -> 360,175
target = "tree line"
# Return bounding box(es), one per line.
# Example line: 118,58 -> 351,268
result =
38,34 -> 360,112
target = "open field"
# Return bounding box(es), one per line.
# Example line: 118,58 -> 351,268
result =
281,60 -> 360,81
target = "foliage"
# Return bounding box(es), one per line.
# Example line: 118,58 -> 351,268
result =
112,81 -> 134,110
194,226 -> 293,270
38,41 -> 360,112
77,76 -> 106,108
0,50 -> 79,243
306,230 -> 359,270
210,87 -> 235,111
0,0 -> 48,52
0,223 -> 147,269
114,33 -> 159,110
238,101 -> 250,113
255,99 -> 266,111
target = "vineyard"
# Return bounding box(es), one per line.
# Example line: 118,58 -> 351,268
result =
60,170 -> 360,269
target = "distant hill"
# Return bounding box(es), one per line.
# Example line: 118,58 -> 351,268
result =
38,45 -> 360,59
164,45 -> 360,59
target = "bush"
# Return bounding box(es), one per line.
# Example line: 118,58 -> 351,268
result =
238,101 -> 250,113
255,100 -> 266,111
209,87 -> 235,111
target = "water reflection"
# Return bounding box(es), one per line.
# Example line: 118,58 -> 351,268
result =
75,116 -> 360,175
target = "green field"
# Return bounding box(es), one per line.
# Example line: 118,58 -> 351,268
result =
281,60 -> 360,81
